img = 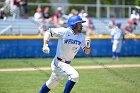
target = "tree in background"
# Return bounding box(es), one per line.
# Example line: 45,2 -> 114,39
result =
135,0 -> 140,15
136,0 -> 140,6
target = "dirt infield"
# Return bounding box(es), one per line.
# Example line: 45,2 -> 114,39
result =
0,64 -> 140,72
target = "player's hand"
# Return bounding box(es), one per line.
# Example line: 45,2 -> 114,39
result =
85,37 -> 91,54
42,44 -> 50,54
86,37 -> 91,48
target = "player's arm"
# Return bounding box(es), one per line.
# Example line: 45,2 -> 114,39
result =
42,28 -> 66,54
42,30 -> 51,54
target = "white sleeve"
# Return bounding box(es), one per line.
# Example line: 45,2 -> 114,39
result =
44,27 -> 66,41
49,27 -> 66,38
44,31 -> 51,41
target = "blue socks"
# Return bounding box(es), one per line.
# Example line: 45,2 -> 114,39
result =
64,80 -> 76,93
39,80 -> 76,93
112,52 -> 116,59
39,83 -> 50,93
116,52 -> 119,58
112,52 -> 120,60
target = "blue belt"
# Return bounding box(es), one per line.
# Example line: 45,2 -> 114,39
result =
57,57 -> 71,64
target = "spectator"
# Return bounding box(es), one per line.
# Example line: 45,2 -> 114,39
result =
42,6 -> 52,24
42,7 -> 56,30
68,9 -> 78,18
10,0 -> 21,20
0,8 -> 7,20
79,9 -> 88,18
1,0 -> 11,14
129,10 -> 140,29
52,7 -> 68,27
88,18 -> 95,35
20,0 -> 28,19
38,19 -> 48,36
107,17 -> 116,32
33,6 -> 48,36
55,7 -> 63,18
52,7 -> 63,27
34,6 -> 43,22
111,17 -> 116,25
125,19 -> 135,36
42,7 -> 50,19
79,9 -> 94,35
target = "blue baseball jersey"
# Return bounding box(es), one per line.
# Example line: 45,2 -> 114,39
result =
49,27 -> 86,61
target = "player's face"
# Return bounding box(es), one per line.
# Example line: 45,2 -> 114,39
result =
75,23 -> 83,33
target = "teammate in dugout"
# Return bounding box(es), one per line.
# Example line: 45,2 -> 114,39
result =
108,22 -> 125,60
39,16 -> 91,93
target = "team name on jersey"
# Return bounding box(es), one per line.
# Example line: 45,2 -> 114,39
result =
64,39 -> 81,45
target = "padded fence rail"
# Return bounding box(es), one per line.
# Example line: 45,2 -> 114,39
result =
0,35 -> 140,58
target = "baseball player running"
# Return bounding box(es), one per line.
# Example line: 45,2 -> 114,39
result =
39,16 -> 91,93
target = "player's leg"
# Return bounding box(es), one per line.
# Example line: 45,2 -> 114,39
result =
115,48 -> 119,60
116,41 -> 122,60
39,82 -> 50,93
39,72 -> 64,93
64,80 -> 76,93
112,40 -> 117,60
57,62 -> 79,93
39,59 -> 64,93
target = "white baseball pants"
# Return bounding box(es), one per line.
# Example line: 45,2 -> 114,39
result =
46,58 -> 79,89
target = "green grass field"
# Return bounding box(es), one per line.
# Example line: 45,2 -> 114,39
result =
0,57 -> 140,68
0,57 -> 140,93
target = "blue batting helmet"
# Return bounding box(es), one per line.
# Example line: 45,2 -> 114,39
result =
67,16 -> 86,29
116,22 -> 121,27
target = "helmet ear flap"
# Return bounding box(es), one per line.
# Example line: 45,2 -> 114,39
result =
71,23 -> 77,30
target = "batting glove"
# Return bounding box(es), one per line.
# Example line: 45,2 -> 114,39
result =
42,44 -> 50,54
86,37 -> 91,48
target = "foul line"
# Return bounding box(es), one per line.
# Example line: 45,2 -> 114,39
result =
0,64 -> 140,72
